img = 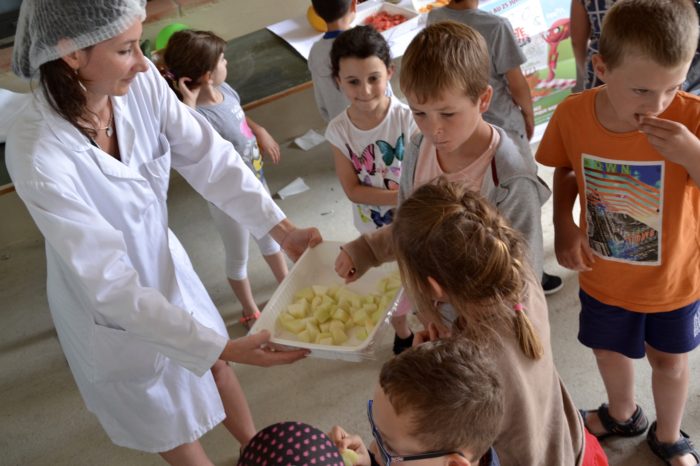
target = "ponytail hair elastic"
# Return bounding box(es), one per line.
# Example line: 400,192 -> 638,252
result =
513,303 -> 524,313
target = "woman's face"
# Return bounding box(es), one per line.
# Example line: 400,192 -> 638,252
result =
72,20 -> 149,97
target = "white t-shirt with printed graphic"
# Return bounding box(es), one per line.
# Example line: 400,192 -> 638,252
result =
325,97 -> 416,233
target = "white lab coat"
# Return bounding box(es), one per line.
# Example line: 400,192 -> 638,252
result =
6,61 -> 285,452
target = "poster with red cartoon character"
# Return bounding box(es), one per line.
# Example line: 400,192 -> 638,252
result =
479,0 -> 576,139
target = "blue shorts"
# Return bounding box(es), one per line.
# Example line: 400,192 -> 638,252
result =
578,290 -> 700,359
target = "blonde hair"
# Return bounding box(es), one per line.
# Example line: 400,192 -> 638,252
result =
400,21 -> 490,103
379,338 -> 504,461
393,179 -> 544,359
599,0 -> 699,70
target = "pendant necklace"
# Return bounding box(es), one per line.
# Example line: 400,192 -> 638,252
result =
98,110 -> 114,138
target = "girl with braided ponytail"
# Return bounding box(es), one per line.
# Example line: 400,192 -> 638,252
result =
392,178 -> 609,466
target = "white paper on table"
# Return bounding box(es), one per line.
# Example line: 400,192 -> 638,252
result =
293,129 -> 326,151
277,177 -> 310,199
265,0 -> 424,60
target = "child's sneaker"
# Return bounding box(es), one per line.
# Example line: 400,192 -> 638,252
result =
542,272 -> 563,295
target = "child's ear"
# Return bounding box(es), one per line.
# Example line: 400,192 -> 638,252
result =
591,53 -> 607,84
447,454 -> 473,466
426,276 -> 445,301
387,64 -> 395,81
478,85 -> 493,113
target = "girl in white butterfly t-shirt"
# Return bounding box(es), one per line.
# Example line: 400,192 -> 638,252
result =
325,26 -> 416,234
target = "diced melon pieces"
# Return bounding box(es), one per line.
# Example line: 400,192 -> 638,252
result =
331,328 -> 348,345
280,318 -> 306,334
287,302 -> 308,318
297,330 -> 312,343
276,273 -> 399,346
332,307 -> 350,323
318,336 -> 333,346
313,306 -> 332,323
352,309 -> 368,325
294,287 -> 315,301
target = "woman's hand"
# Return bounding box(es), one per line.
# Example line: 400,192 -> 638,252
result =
220,330 -> 308,366
281,227 -> 323,262
328,425 -> 371,466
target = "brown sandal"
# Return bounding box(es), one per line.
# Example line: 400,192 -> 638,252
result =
580,403 -> 649,440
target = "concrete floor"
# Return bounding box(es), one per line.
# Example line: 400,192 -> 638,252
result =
1,84 -> 699,466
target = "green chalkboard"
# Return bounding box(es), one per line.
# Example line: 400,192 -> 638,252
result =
225,28 -> 311,108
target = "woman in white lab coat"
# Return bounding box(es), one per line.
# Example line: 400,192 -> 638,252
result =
7,1 -> 320,464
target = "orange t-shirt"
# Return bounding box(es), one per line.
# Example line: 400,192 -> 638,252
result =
536,88 -> 700,312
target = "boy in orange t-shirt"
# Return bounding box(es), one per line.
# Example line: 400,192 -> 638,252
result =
536,1 -> 700,464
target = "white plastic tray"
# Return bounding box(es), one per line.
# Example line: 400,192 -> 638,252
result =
250,241 -> 399,362
354,3 -> 421,43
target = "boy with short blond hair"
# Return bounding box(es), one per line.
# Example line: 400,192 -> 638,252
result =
331,338 -> 504,466
425,1 -> 567,295
536,0 -> 700,464
397,21 -> 550,280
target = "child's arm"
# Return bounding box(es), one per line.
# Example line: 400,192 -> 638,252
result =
553,167 -> 595,271
246,117 -> 281,164
332,145 -> 398,206
570,0 -> 591,77
639,115 -> 700,187
506,67 -> 536,140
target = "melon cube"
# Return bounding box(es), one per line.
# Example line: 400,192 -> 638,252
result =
287,302 -> 308,319
352,309 -> 368,325
297,330 -> 312,343
319,322 -> 331,333
295,287 -> 315,301
313,306 -> 332,323
331,328 -> 348,345
329,320 -> 345,333
312,285 -> 329,296
355,328 -> 369,341
281,318 -> 306,334
332,307 -> 350,323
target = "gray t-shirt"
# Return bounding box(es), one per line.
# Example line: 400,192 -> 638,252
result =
196,83 -> 264,179
308,37 -> 350,123
427,8 -> 526,131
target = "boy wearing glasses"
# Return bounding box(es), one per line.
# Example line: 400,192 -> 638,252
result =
330,338 -> 503,466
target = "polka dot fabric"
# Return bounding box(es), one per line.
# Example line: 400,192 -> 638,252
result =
238,421 -> 345,466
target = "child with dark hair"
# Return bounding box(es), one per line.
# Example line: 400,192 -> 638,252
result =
161,29 -> 288,329
326,26 -> 416,352
308,0 -> 357,122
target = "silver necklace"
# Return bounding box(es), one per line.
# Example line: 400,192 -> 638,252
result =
96,110 -> 114,137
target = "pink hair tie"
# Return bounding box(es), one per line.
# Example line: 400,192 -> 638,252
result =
513,303 -> 524,313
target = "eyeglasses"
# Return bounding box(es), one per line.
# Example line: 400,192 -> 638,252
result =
366,400 -> 468,465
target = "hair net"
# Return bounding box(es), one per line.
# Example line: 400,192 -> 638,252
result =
12,0 -> 147,79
